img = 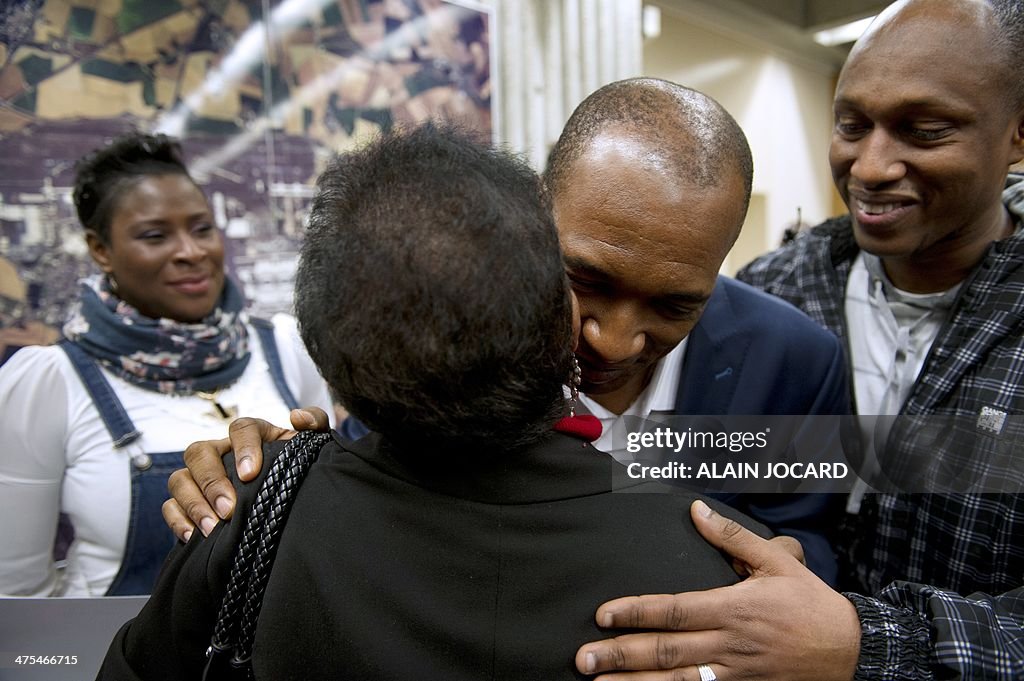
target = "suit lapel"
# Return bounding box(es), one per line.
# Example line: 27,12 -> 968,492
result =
674,278 -> 751,415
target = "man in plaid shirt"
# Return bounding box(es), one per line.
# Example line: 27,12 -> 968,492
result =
577,0 -> 1023,679
735,173 -> 1024,676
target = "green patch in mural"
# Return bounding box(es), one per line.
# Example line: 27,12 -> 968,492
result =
322,4 -> 343,27
116,0 -> 182,34
336,107 -> 356,135
68,7 -> 97,40
240,0 -> 264,23
360,108 -> 393,134
82,59 -> 148,83
17,55 -> 54,87
268,66 -> 291,107
186,116 -> 241,135
356,0 -> 372,23
142,77 -> 157,106
10,89 -> 37,114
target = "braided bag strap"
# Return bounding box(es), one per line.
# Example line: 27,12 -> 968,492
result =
203,430 -> 333,681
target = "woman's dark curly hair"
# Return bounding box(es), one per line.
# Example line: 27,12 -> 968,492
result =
72,132 -> 194,243
295,125 -> 574,453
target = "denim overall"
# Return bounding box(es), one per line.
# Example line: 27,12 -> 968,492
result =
58,318 -> 300,596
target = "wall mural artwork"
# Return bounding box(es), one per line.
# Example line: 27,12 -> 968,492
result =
0,0 -> 492,357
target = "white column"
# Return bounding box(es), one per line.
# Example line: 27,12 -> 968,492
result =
482,0 -> 643,169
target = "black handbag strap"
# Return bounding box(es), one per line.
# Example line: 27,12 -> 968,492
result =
203,430 -> 333,681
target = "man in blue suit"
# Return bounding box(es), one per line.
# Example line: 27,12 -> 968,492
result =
544,78 -> 848,582
166,78 -> 848,580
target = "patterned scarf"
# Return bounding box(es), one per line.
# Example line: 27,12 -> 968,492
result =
62,275 -> 251,395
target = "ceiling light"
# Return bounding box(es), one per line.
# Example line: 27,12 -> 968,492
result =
643,5 -> 661,40
812,15 -> 876,46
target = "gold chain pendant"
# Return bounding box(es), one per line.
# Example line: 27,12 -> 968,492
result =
195,390 -> 239,420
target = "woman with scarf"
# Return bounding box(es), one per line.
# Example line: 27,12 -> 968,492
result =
0,133 -> 333,597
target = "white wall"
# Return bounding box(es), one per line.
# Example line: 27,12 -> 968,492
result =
643,5 -> 839,265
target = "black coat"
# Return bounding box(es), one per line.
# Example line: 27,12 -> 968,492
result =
98,430 -> 766,680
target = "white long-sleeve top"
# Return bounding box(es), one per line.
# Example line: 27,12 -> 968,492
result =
0,314 -> 333,597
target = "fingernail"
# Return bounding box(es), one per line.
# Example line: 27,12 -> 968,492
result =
200,516 -> 217,537
599,611 -> 614,628
584,652 -> 596,673
696,500 -> 714,518
238,457 -> 255,478
299,410 -> 315,427
215,496 -> 232,519
183,529 -> 193,543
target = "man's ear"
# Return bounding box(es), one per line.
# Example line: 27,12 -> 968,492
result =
1010,111 -> 1024,166
85,230 -> 113,274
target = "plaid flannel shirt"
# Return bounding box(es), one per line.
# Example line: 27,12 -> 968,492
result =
737,175 -> 1024,680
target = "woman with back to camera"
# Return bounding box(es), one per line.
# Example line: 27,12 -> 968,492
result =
98,126 -> 767,680
0,133 -> 333,597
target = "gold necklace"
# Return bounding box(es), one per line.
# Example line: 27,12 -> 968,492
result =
195,390 -> 238,420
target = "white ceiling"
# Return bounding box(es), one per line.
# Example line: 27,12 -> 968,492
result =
656,0 -> 893,68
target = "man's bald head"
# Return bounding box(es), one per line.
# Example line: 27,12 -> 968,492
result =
853,0 -> 1024,112
544,78 -> 753,211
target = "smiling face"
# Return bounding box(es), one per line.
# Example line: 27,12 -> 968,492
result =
87,174 -> 225,323
552,132 -> 746,414
829,0 -> 1024,291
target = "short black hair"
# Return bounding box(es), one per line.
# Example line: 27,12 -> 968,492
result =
988,0 -> 1024,112
73,132 -> 194,243
545,78 -> 754,210
295,125 -> 574,452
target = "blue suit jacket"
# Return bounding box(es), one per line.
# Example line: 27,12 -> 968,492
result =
679,276 -> 850,584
